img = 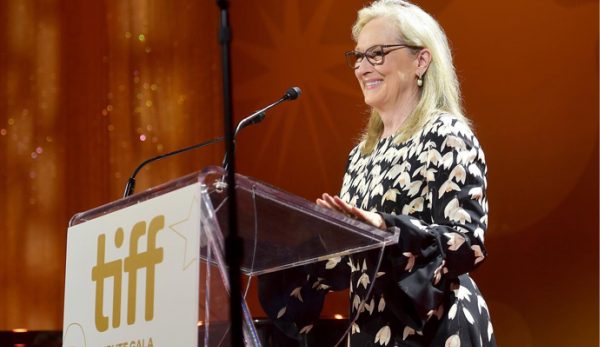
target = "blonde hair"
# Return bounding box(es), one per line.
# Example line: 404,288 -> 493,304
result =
352,0 -> 470,155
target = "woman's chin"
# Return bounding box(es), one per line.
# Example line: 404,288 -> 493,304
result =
363,97 -> 383,110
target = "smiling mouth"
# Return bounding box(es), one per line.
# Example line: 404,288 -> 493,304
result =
364,80 -> 382,90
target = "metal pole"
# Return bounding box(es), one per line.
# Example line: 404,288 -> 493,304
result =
216,0 -> 243,346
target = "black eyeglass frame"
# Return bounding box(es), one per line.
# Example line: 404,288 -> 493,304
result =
344,44 -> 422,69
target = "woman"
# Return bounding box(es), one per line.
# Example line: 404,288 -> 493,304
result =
260,1 -> 495,346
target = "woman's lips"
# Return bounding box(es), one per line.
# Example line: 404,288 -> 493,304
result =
364,79 -> 383,90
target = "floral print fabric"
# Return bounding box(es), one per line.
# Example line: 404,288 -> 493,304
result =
259,114 -> 496,346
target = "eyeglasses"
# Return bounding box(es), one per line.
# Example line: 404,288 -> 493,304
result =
344,44 -> 421,69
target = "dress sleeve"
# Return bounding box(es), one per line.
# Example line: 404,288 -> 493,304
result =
257,254 -> 350,340
380,117 -> 489,328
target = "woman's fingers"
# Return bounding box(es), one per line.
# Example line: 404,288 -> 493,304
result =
332,195 -> 354,214
317,194 -> 385,229
316,198 -> 334,210
323,194 -> 345,213
318,193 -> 344,213
351,206 -> 386,229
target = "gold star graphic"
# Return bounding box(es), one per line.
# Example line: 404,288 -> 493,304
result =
169,195 -> 201,270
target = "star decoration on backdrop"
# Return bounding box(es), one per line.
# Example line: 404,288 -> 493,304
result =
234,0 -> 361,185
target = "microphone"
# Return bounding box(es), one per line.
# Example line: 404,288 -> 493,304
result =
122,136 -> 224,198
233,86 -> 301,136
223,86 -> 302,169
122,86 -> 302,198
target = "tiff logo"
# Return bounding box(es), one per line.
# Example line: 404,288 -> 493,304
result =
91,215 -> 164,332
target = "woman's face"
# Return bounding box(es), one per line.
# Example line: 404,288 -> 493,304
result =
354,17 -> 419,112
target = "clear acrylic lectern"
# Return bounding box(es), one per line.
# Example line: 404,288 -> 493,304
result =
66,166 -> 399,347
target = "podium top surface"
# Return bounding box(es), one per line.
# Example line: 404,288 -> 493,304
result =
69,167 -> 399,276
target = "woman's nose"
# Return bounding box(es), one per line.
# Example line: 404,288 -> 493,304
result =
355,58 -> 372,76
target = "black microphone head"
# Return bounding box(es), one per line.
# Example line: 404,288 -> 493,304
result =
284,86 -> 302,100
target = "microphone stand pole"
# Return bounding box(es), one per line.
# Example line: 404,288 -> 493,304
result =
216,1 -> 243,346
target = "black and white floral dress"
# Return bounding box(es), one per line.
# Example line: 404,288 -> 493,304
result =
259,113 -> 496,347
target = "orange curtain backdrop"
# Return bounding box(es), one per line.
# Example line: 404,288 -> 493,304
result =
0,0 -> 598,346
0,0 -> 222,330
230,1 -> 599,346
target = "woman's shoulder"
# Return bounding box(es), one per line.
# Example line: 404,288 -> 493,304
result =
420,112 -> 481,149
345,141 -> 364,164
348,137 -> 369,156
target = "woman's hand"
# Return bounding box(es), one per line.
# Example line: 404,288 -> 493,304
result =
316,193 -> 386,229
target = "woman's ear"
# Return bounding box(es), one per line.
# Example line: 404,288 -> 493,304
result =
416,48 -> 432,76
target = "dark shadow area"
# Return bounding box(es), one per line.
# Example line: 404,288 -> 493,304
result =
0,319 -> 351,347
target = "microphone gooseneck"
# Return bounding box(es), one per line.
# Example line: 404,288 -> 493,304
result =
122,136 -> 224,198
233,86 -> 302,136
122,86 -> 302,198
222,86 -> 302,170
122,86 -> 303,199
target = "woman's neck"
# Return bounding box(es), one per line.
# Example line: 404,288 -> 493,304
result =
377,92 -> 419,139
